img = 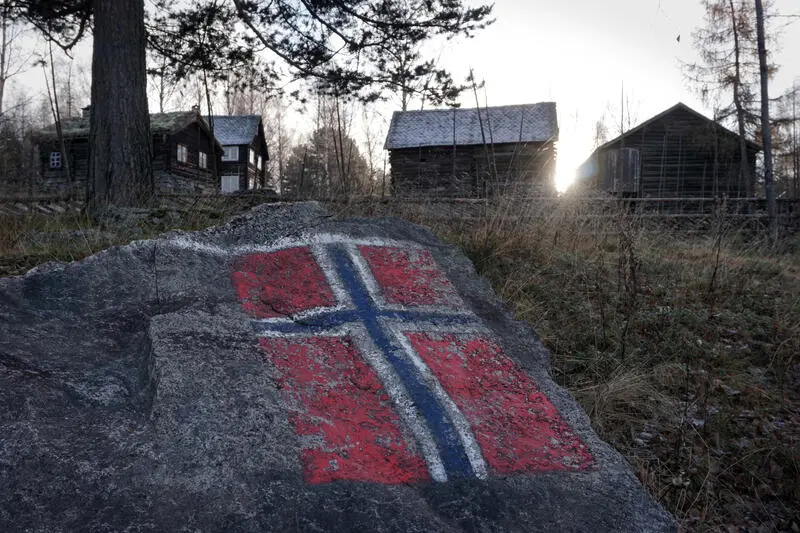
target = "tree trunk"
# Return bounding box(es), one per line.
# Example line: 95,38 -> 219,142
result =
0,7 -> 8,115
277,106 -> 285,194
46,40 -> 73,198
87,0 -> 153,215
728,0 -> 752,198
792,82 -> 798,199
202,70 -> 218,190
755,0 -> 777,243
158,69 -> 166,113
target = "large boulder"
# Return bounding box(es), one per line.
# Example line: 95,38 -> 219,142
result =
0,203 -> 675,532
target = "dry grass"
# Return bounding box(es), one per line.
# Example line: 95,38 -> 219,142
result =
0,201 -> 240,276
0,211 -> 101,276
2,196 -> 799,530
336,196 -> 800,532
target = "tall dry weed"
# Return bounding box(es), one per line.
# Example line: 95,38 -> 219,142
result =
3,193 -> 797,530
338,193 -> 800,531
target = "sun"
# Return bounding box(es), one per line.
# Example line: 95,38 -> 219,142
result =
555,138 -> 582,193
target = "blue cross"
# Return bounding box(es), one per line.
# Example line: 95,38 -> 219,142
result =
252,243 -> 482,479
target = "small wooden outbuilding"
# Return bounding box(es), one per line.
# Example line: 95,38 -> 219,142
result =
207,115 -> 270,193
33,108 -> 224,197
384,103 -> 558,197
577,103 -> 761,198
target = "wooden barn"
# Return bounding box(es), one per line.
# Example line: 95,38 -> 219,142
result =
207,115 -> 269,193
577,103 -> 761,198
33,108 -> 224,197
384,103 -> 558,197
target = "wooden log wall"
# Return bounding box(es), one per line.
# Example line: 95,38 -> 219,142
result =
32,123 -> 220,198
36,139 -> 89,198
390,141 -> 555,198
597,106 -> 759,198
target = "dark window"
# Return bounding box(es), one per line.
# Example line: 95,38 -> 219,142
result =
222,146 -> 239,161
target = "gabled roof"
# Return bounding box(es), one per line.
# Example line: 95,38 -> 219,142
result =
384,102 -> 558,150
207,115 -> 262,146
594,102 -> 761,153
34,110 -> 217,144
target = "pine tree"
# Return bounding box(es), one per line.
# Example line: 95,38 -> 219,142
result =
9,0 -> 492,213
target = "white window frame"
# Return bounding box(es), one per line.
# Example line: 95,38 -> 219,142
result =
199,151 -> 208,169
221,174 -> 239,193
222,146 -> 239,161
257,155 -> 263,170
49,151 -> 62,169
249,148 -> 256,165
177,144 -> 189,163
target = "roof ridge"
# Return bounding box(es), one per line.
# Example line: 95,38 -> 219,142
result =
395,102 -> 554,115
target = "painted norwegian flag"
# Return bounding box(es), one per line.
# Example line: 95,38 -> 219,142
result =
231,236 -> 594,484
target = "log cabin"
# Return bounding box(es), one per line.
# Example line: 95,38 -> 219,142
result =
576,103 -> 761,198
207,115 -> 269,193
384,103 -> 558,198
33,108 -> 224,197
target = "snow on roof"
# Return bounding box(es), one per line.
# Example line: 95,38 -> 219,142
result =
384,102 -> 558,150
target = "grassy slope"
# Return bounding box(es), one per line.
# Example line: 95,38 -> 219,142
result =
2,198 -> 798,531
469,216 -> 799,531
340,198 -> 800,532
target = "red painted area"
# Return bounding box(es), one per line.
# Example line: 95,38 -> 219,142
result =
259,336 -> 429,484
408,333 -> 595,473
358,246 -> 459,307
231,247 -> 335,318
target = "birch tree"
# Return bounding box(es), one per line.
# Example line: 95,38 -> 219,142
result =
0,3 -> 32,115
